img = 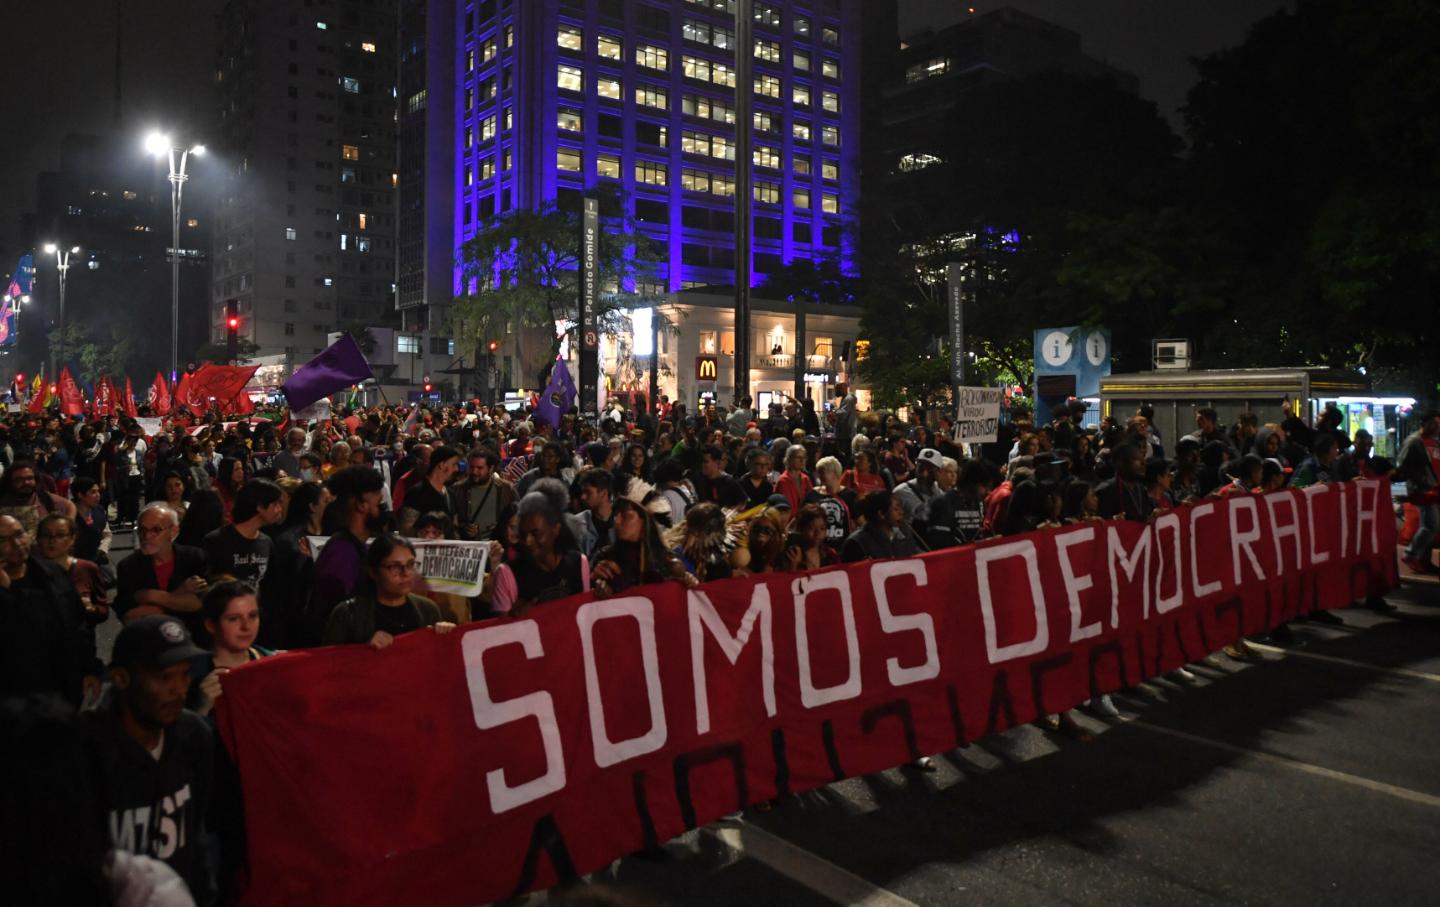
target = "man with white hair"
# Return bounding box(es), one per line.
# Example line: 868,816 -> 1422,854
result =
115,502 -> 209,639
803,456 -> 853,544
274,427 -> 309,478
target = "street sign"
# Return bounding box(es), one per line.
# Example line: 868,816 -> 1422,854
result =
579,196 -> 599,418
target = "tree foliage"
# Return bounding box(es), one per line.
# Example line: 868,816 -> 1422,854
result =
449,201 -> 660,380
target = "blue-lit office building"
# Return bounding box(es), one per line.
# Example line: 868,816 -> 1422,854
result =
442,0 -> 862,295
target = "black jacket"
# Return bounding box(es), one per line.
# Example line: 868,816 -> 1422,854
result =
83,693 -> 215,905
115,544 -> 210,641
0,555 -> 96,704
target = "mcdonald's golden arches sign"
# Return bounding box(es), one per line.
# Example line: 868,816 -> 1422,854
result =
695,356 -> 719,382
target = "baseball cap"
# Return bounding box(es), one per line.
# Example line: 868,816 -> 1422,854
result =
916,448 -> 944,469
766,493 -> 793,510
111,615 -> 207,671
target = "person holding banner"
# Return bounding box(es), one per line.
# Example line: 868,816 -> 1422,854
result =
322,535 -> 456,648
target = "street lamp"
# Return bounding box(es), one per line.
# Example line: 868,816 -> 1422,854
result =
42,242 -> 80,379
146,131 -> 205,381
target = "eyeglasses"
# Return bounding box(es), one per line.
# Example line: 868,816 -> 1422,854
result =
136,525 -> 169,536
380,560 -> 419,576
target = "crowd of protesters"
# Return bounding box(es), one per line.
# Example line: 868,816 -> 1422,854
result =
0,388 -> 1435,905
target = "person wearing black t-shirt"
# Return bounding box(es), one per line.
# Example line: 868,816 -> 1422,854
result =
322,534 -> 457,648
202,479 -> 284,586
692,444 -> 747,508
803,456 -> 852,544
740,447 -> 775,508
399,446 -> 461,534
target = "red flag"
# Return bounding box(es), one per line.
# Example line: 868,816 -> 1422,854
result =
149,372 -> 171,415
93,375 -> 114,417
185,364 -> 259,416
123,376 -> 139,418
174,370 -> 199,416
26,387 -> 45,414
58,367 -> 84,416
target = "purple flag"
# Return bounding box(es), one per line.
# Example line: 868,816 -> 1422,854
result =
282,334 -> 375,412
534,358 -> 576,429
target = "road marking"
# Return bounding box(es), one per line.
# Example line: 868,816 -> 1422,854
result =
1128,719 -> 1440,810
1248,643 -> 1440,684
706,819 -> 920,907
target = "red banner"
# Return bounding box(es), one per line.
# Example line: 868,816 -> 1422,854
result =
217,481 -> 1398,906
92,374 -> 114,417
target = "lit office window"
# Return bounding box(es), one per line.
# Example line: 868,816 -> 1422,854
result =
822,159 -> 839,180
822,26 -> 839,44
481,37 -> 496,61
682,55 -> 711,81
754,181 -> 780,204
636,84 -> 668,109
683,20 -> 711,44
713,62 -> 736,87
755,40 -> 781,63
793,121 -> 811,142
557,148 -> 583,172
598,34 -> 622,59
682,169 -> 711,193
793,50 -> 811,72
597,153 -> 622,179
558,106 -> 582,132
480,156 -> 495,180
557,25 -> 583,51
285,226 -> 297,240
480,114 -> 496,141
754,145 -> 781,169
754,4 -> 781,27
557,64 -> 583,92
794,16 -> 810,36
712,135 -> 735,160
361,41 -> 377,53
597,77 -> 622,100
755,74 -> 780,98
793,85 -> 811,107
342,144 -> 360,160
635,160 -> 668,186
822,59 -> 840,79
636,44 -> 669,70
821,193 -> 839,214
822,91 -> 840,112
821,125 -> 839,146
793,188 -> 811,209
794,157 -> 812,175
753,110 -> 774,132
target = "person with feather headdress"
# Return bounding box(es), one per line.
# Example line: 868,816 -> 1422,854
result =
590,477 -> 695,596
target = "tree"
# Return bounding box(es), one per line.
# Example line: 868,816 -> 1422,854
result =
858,71 -> 1186,408
51,323 -> 141,384
1183,0 -> 1440,393
449,201 -> 660,384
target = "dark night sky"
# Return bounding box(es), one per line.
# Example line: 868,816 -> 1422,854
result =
0,0 -> 1287,263
0,0 -> 222,260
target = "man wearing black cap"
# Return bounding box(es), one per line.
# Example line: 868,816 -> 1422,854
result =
85,615 -> 214,904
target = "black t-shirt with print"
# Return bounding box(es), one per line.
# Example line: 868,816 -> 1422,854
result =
202,525 -> 272,585
803,490 -> 852,543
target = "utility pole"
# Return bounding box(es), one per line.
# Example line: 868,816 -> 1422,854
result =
579,194 -> 600,421
733,0 -> 753,404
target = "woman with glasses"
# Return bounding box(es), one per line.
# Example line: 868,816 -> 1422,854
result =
36,513 -> 108,625
322,534 -> 456,649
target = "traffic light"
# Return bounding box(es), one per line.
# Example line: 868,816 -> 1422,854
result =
423,375 -> 433,395
225,299 -> 239,363
488,340 -> 498,352
14,372 -> 23,385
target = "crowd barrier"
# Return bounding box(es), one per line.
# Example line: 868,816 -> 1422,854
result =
216,480 -> 1399,906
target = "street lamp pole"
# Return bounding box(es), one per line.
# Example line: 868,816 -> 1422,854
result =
146,133 -> 205,381
42,243 -> 79,380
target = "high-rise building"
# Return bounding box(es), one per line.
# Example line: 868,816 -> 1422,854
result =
397,0 -> 459,378
214,0 -> 399,363
444,0 -> 863,297
27,133 -> 211,377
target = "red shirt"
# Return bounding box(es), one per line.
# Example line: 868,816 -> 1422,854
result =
153,555 -> 176,593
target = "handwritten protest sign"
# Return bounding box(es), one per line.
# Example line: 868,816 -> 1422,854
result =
954,386 -> 1002,443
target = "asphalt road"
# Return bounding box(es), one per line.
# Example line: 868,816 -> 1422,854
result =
530,578 -> 1440,907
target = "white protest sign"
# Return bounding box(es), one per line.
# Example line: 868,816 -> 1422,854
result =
307,537 -> 490,597
136,417 -> 164,437
291,399 -> 332,423
954,386 -> 1002,444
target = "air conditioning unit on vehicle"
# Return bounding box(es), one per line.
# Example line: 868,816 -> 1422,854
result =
1153,339 -> 1190,370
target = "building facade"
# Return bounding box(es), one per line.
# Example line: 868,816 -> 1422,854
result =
450,0 -> 863,296
27,133 -> 211,378
213,0 -> 399,363
650,289 -> 862,412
